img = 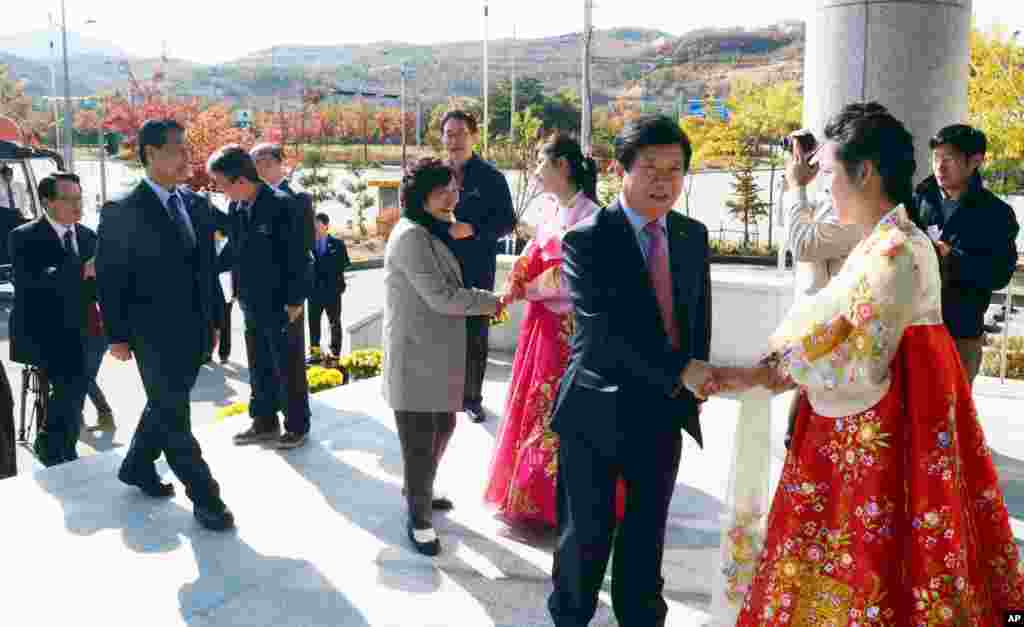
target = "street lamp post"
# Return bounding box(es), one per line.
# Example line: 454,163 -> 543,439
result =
401,63 -> 407,171
483,1 -> 489,159
60,0 -> 74,172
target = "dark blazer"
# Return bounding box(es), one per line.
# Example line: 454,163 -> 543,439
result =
227,183 -> 309,325
914,173 -> 1020,338
312,234 -> 351,299
550,202 -> 711,451
278,179 -> 316,298
0,208 -> 29,267
8,218 -> 97,377
449,154 -> 516,290
278,179 -> 316,253
96,182 -> 223,371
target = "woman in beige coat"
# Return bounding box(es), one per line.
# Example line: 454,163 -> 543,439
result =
383,158 -> 503,556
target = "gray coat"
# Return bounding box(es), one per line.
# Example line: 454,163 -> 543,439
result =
382,218 -> 500,412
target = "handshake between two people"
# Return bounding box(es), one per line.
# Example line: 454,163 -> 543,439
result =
686,361 -> 795,401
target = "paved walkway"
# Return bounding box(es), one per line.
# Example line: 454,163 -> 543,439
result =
1,351 -> 1022,626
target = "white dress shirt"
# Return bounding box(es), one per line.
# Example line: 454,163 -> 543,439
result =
45,213 -> 79,256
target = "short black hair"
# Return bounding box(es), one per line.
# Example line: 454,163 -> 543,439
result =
824,101 -> 917,211
138,118 -> 185,167
0,164 -> 12,179
37,171 -> 81,204
316,212 -> 330,226
401,158 -> 454,216
206,144 -> 262,184
250,142 -> 284,162
928,124 -> 987,159
440,110 -> 478,135
615,114 -> 692,174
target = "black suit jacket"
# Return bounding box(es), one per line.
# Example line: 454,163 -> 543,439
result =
449,154 -> 516,290
913,173 -> 1020,338
550,202 -> 711,452
8,218 -> 97,377
278,179 -> 316,299
227,184 -> 308,325
312,235 -> 351,299
96,182 -> 223,372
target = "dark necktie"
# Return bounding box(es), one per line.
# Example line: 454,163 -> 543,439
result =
62,229 -> 77,257
167,194 -> 196,250
644,221 -> 679,349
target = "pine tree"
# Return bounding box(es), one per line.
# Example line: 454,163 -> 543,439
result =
725,160 -> 769,249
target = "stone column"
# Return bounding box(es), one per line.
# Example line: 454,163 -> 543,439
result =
803,0 -> 973,178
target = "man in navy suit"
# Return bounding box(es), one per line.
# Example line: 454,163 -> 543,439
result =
9,172 -> 95,466
308,213 -> 350,361
250,143 -> 314,420
97,119 -> 233,530
548,115 -> 719,627
210,145 -> 310,450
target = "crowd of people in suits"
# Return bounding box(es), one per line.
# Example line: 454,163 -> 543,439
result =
0,100 -> 1021,624
0,120 -> 350,530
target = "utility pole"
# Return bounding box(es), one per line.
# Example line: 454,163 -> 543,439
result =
60,0 -> 74,172
400,63 -> 407,170
482,0 -> 489,159
48,13 -> 60,153
511,24 -> 516,139
581,0 -> 594,156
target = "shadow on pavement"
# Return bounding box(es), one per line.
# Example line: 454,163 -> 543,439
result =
33,456 -> 370,627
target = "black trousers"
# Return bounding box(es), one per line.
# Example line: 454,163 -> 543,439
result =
309,291 -> 342,355
39,369 -> 88,467
393,410 -> 456,528
548,428 -> 682,627
0,361 -> 16,479
244,313 -> 311,435
216,301 -> 233,360
119,342 -> 221,508
464,315 -> 490,406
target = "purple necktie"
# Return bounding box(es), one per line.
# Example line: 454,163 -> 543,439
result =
644,221 -> 679,349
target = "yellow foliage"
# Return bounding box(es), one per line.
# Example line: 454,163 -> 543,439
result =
968,28 -> 1024,166
215,402 -> 250,421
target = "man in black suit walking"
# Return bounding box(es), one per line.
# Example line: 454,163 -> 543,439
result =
547,116 -> 718,626
96,119 -> 233,530
210,145 -> 310,450
308,213 -> 350,361
9,171 -> 95,466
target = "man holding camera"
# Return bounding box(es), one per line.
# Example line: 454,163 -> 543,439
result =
779,129 -> 866,447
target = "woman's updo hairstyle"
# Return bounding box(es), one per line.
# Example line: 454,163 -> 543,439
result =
541,133 -> 598,203
823,101 -> 917,213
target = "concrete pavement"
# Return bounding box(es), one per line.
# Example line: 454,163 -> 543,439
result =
1,267 -> 385,475
0,349 -> 1021,626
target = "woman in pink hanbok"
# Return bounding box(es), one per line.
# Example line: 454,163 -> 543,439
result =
485,134 -> 624,527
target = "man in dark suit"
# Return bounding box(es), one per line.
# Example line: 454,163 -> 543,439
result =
8,171 -> 95,466
250,142 -> 315,429
547,115 -> 719,627
209,145 -> 311,450
441,110 -> 517,422
0,164 -> 30,267
913,124 -> 1020,385
308,213 -> 350,361
211,227 -> 234,363
96,118 -> 233,531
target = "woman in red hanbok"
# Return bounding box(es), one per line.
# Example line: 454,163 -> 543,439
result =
484,134 -> 624,527
705,103 -> 1024,625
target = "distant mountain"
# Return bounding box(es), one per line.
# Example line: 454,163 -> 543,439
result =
0,29 -> 131,61
0,23 -> 806,106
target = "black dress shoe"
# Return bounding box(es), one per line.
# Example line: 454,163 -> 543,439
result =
118,470 -> 175,498
194,504 -> 235,531
407,521 -> 440,556
431,497 -> 454,511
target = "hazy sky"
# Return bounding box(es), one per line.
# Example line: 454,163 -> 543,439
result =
3,0 -> 1021,64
